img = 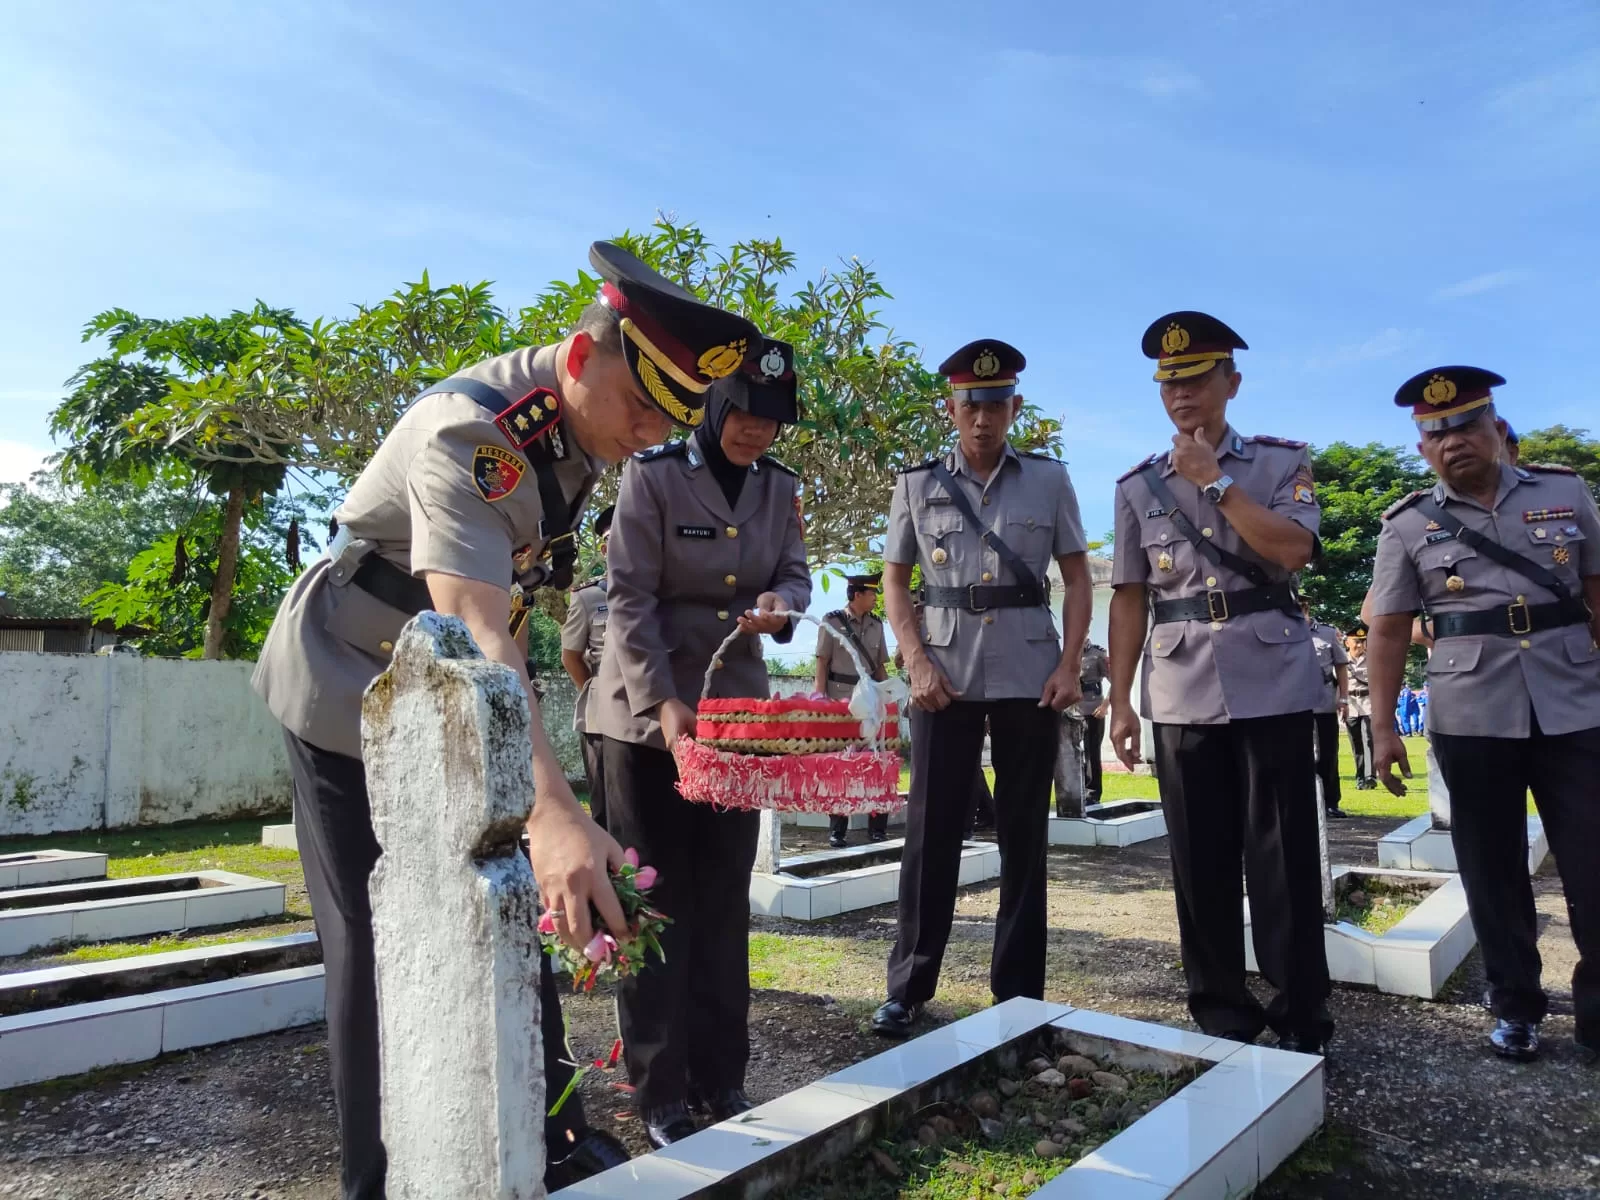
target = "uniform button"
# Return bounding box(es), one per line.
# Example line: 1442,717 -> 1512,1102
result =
1154,641 -> 1163,650
1516,594 -> 1526,603
1159,532 -> 1169,542
982,495 -> 992,506
717,610 -> 729,621
981,571 -> 993,582
379,640 -> 394,653
1206,576 -> 1218,587
1447,658 -> 1456,666
724,574 -> 737,586
1027,518 -> 1036,529
1443,556 -> 1452,565
1520,639 -> 1531,650
1284,628 -> 1292,636
1210,622 -> 1222,631
726,526 -> 738,538
1202,527 -> 1214,538
983,615 -> 995,625
714,660 -> 725,670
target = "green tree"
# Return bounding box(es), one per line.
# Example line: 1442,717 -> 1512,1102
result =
1517,425 -> 1600,503
1299,442 -> 1433,630
53,305 -> 303,658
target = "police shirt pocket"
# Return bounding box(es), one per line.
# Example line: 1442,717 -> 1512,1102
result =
918,510 -> 964,569
1416,540 -> 1476,576
922,606 -> 956,648
1253,619 -> 1311,646
1022,607 -> 1059,643
323,579 -> 411,659
1428,640 -> 1482,675
1530,525 -> 1585,569
1139,522 -> 1181,569
1005,515 -> 1054,559
1565,625 -> 1599,665
1148,622 -> 1186,658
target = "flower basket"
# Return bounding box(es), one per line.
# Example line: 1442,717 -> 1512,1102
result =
674,613 -> 906,815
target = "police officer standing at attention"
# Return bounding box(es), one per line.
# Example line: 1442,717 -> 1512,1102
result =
1301,597 -> 1350,818
872,339 -> 1092,1039
1344,626 -> 1377,789
818,572 -> 891,847
252,241 -> 762,1196
1071,636 -> 1111,810
561,504 -> 614,829
1106,312 -> 1332,1054
592,337 -> 810,1145
1367,366 -> 1600,1064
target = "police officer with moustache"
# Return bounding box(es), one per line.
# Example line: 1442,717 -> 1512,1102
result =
252,242 -> 762,1196
1301,597 -> 1350,817
561,505 -> 614,828
1343,626 -> 1377,789
872,340 -> 1092,1038
818,572 -> 891,847
1107,312 -> 1332,1054
592,338 -> 810,1145
1367,366 -> 1600,1065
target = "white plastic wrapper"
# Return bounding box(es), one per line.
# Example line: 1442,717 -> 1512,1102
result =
849,676 -> 890,743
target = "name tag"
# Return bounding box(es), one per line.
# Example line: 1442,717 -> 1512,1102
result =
676,524 -> 716,539
594,605 -> 608,617
1424,530 -> 1454,545
1145,507 -> 1165,519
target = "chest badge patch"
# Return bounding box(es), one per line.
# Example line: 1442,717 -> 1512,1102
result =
1446,574 -> 1466,592
1553,546 -> 1572,565
473,445 -> 525,503
1533,527 -> 1549,540
931,547 -> 949,565
1157,551 -> 1174,571
1424,520 -> 1441,531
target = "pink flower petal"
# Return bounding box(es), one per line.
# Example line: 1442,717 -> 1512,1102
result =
623,847 -> 641,869
584,933 -> 612,964
537,911 -> 557,935
634,866 -> 658,890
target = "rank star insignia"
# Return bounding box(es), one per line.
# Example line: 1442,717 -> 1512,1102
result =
1553,546 -> 1571,565
472,445 -> 525,503
495,387 -> 561,450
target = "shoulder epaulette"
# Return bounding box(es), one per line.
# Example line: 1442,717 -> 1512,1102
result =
1524,462 -> 1577,474
1021,449 -> 1062,463
901,457 -> 941,474
572,577 -> 604,592
758,453 -> 796,478
1382,489 -> 1429,520
1117,453 -> 1160,483
827,609 -> 846,622
1248,434 -> 1308,450
633,441 -> 687,463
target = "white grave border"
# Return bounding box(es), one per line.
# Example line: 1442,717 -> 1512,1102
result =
1377,813 -> 1547,875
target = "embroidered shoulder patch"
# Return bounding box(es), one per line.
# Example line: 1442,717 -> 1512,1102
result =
494,387 -> 561,451
472,445 -> 525,503
1382,489 -> 1428,520
1249,434 -> 1308,449
1117,453 -> 1161,483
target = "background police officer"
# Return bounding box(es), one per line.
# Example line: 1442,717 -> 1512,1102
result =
817,572 -> 891,846
1368,366 -> 1600,1065
872,339 -> 1092,1038
252,241 -> 760,1195
1107,311 -> 1332,1054
1344,626 -> 1377,788
561,504 -> 614,829
1301,597 -> 1350,817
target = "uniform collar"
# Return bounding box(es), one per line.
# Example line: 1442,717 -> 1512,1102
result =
949,440 -> 1020,479
1160,425 -> 1249,476
1434,462 -> 1526,511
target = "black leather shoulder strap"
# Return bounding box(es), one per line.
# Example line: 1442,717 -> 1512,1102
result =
822,610 -> 873,667
928,461 -> 1042,592
1417,499 -> 1573,602
1139,467 -> 1271,587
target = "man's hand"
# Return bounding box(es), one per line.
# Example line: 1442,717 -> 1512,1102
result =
659,698 -> 698,749
1170,425 -> 1223,489
738,591 -> 790,637
526,801 -> 625,952
1038,664 -> 1083,712
1373,727 -> 1412,796
1093,700 -> 1109,719
906,648 -> 961,712
1109,700 -> 1143,770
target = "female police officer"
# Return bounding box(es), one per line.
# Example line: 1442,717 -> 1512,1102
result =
591,337 -> 810,1147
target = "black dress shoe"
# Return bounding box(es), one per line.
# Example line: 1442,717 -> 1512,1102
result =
827,833 -> 848,849
871,998 -> 920,1039
1326,807 -> 1351,819
1490,1019 -> 1540,1062
1576,1039 -> 1598,1067
545,1129 -> 630,1189
642,1102 -> 699,1149
869,829 -> 889,843
701,1087 -> 755,1122
1276,1032 -> 1328,1056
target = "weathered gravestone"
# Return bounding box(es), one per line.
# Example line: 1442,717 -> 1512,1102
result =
363,612 -> 546,1199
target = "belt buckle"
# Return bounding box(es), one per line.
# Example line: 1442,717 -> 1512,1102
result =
1507,600 -> 1532,635
968,584 -> 988,614
1206,590 -> 1229,622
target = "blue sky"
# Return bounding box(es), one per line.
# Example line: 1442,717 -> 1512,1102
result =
3,0 -> 1597,655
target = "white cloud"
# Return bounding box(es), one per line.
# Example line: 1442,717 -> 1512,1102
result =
1432,269 -> 1531,301
0,441 -> 49,489
1305,328 -> 1423,371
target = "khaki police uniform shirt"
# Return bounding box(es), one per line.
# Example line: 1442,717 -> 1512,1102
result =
884,442 -> 1087,702
253,344 -> 602,759
1367,463 -> 1600,738
818,610 -> 888,702
1345,653 -> 1371,719
1076,642 -> 1109,718
590,440 -> 811,751
560,578 -> 609,734
1308,620 -> 1349,714
1111,426 -> 1324,724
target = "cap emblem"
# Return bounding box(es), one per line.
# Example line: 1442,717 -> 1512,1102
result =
1423,374 -> 1458,406
1160,323 -> 1190,355
759,346 -> 786,379
973,348 -> 1001,378
697,340 -> 747,381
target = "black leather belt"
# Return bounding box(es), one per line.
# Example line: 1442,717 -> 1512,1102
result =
1151,581 -> 1296,624
1431,600 -> 1590,639
921,583 -> 1046,611
828,670 -> 859,685
351,554 -> 432,616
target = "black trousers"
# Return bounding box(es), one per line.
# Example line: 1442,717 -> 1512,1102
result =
284,730 -> 586,1199
1345,715 -> 1374,783
1152,714 -> 1332,1043
1432,718 -> 1600,1043
1082,713 -> 1104,802
579,731 -> 607,831
602,736 -> 759,1110
1312,711 -> 1341,810
888,700 -> 1056,1006
828,811 -> 889,841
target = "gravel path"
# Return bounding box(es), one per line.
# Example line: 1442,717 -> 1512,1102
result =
3,820 -> 1596,1198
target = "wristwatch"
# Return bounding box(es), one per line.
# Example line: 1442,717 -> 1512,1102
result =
1202,475 -> 1234,505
